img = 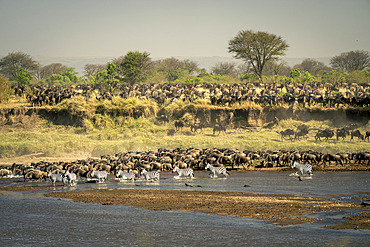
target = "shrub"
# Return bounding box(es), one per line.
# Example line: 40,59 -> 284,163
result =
0,76 -> 11,103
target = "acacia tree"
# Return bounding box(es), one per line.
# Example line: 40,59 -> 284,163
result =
330,50 -> 370,73
0,51 -> 39,80
228,30 -> 289,81
119,51 -> 152,84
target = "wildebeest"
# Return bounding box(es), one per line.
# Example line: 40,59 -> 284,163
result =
278,129 -> 295,140
174,120 -> 185,132
0,169 -> 13,177
365,131 -> 370,141
315,129 -> 334,141
351,130 -> 364,141
336,128 -> 349,141
24,170 -> 46,182
190,122 -> 204,133
213,123 -> 226,135
294,128 -> 309,140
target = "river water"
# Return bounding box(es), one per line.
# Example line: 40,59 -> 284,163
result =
0,171 -> 369,246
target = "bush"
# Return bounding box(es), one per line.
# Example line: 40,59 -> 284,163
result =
0,76 -> 11,103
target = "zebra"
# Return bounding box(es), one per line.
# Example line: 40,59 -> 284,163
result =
141,169 -> 160,181
63,171 -> 77,186
291,162 -> 313,176
48,172 -> 67,186
116,170 -> 136,181
90,170 -> 108,183
172,165 -> 194,178
205,163 -> 229,178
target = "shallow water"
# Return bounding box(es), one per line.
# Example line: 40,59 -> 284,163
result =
0,171 -> 369,246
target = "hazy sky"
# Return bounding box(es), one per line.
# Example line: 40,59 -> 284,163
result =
0,0 -> 369,59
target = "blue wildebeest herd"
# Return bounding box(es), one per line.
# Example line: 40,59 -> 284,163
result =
277,124 -> 369,142
0,148 -> 369,184
12,80 -> 369,108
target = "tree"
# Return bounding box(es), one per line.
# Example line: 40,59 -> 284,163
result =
228,30 -> 289,81
211,62 -> 238,77
262,60 -> 291,77
16,68 -> 33,85
293,58 -> 331,75
39,63 -> 67,79
61,67 -> 78,82
119,51 -> 152,84
96,63 -> 119,92
0,76 -> 11,103
0,51 -> 39,80
152,57 -> 201,80
84,64 -> 107,77
330,50 -> 370,73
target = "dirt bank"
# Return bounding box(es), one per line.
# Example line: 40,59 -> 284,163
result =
45,188 -> 362,226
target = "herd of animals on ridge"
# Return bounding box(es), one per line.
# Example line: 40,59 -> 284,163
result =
12,80 -> 369,108
9,81 -> 370,141
2,81 -> 369,184
0,147 -> 369,185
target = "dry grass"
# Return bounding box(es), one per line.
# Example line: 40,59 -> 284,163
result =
1,96 -> 369,160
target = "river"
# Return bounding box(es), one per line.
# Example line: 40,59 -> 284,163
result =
0,171 -> 369,246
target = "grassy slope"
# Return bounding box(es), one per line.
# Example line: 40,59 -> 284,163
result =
0,96 -> 369,161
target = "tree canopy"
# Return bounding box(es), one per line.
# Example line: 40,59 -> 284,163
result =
0,51 -> 39,80
330,50 -> 370,73
119,51 -> 152,84
228,30 -> 289,81
293,58 -> 331,75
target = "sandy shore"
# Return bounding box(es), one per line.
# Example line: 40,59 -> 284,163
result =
43,188 -> 368,227
1,185 -> 369,228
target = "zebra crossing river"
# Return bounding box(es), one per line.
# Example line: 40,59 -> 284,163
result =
0,171 -> 369,246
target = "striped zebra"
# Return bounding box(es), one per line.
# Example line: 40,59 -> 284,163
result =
48,172 -> 67,186
291,162 -> 313,176
205,163 -> 229,178
116,170 -> 135,181
63,171 -> 77,186
141,169 -> 160,181
90,170 -> 108,183
173,165 -> 194,178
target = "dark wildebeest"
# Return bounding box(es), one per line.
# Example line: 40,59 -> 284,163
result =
315,129 -> 334,141
190,122 -> 204,133
351,130 -> 364,141
336,128 -> 349,141
174,120 -> 184,132
365,131 -> 370,141
278,129 -> 295,140
213,123 -> 226,135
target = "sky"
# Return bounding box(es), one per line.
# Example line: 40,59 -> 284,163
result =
0,0 -> 369,60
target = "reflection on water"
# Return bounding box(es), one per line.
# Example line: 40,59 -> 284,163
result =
0,172 -> 369,246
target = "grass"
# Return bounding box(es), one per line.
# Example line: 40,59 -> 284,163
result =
0,95 -> 369,160
1,115 -> 369,159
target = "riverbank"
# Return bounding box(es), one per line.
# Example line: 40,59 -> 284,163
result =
42,188 -> 367,227
1,179 -> 369,229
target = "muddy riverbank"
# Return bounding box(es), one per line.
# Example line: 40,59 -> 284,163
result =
42,188 -> 364,226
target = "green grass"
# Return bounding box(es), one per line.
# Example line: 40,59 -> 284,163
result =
1,116 -> 369,159
1,96 -> 369,159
